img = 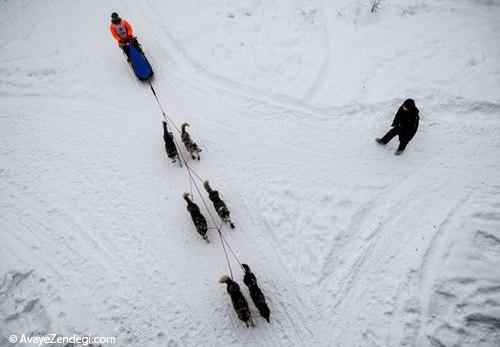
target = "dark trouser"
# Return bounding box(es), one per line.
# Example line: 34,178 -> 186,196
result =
379,127 -> 411,151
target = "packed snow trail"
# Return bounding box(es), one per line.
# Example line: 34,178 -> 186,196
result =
1,1 -> 500,346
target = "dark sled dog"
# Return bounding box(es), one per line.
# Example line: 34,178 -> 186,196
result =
204,181 -> 235,228
183,193 -> 208,241
162,121 -> 180,164
242,264 -> 270,323
219,275 -> 252,327
181,123 -> 202,160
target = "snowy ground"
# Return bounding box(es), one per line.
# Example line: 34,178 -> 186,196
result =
1,0 -> 500,346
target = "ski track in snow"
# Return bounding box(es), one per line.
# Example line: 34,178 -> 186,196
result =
1,0 -> 500,346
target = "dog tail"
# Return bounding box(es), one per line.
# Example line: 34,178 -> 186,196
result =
241,263 -> 250,273
218,275 -> 230,284
204,180 -> 213,193
183,192 -> 191,203
181,122 -> 189,133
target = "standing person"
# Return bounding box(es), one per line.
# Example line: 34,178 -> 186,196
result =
109,12 -> 143,60
376,99 -> 420,155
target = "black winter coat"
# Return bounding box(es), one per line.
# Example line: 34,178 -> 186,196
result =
392,106 -> 420,140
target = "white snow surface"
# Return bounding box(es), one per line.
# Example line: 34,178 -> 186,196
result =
1,0 -> 500,346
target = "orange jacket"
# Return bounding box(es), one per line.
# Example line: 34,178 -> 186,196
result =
109,19 -> 133,43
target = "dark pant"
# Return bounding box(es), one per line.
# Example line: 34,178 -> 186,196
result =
379,127 -> 410,151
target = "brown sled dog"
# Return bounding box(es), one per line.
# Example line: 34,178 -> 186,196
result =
181,123 -> 201,160
219,275 -> 252,326
204,181 -> 234,228
183,193 -> 208,241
